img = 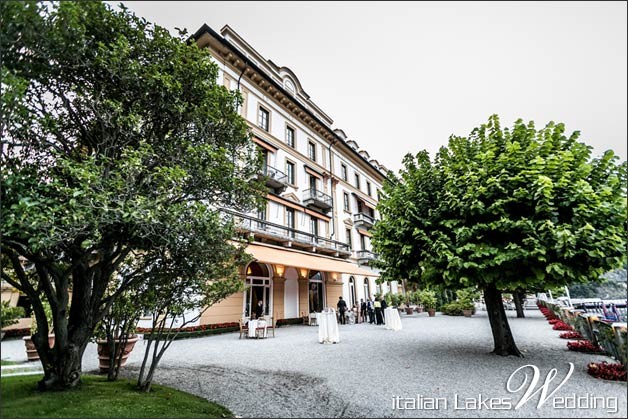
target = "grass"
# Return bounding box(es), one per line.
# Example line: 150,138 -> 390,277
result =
1,374 -> 232,418
1,360 -> 19,365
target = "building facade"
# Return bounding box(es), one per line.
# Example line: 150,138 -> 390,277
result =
0,24 -> 402,331
194,24 -> 402,325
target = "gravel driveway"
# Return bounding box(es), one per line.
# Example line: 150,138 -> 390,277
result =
3,310 -> 626,417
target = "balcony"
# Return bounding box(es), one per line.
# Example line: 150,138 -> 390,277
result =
356,250 -> 378,265
353,212 -> 375,229
257,165 -> 288,193
302,188 -> 332,212
222,209 -> 351,258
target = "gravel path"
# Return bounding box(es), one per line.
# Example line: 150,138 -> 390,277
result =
2,309 -> 626,417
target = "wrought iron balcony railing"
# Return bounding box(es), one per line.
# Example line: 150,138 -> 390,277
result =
221,208 -> 351,255
353,212 -> 375,228
302,188 -> 333,211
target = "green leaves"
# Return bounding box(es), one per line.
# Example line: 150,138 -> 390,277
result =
373,115 -> 627,294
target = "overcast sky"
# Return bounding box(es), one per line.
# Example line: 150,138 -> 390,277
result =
115,1 -> 627,172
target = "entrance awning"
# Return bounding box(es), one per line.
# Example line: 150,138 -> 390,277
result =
246,243 -> 378,277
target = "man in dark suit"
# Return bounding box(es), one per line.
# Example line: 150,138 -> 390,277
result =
337,296 -> 348,325
360,298 -> 367,324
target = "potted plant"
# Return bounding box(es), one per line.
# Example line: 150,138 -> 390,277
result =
417,289 -> 437,317
95,290 -> 142,380
453,288 -> 479,317
1,301 -> 25,340
23,300 -> 54,361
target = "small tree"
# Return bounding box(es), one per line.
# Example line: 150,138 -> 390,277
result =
373,115 -> 626,356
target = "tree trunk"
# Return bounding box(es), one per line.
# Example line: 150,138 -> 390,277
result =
37,337 -> 86,390
484,284 -> 523,357
513,290 -> 525,318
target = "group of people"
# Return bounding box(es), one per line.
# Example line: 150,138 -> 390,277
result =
336,296 -> 388,325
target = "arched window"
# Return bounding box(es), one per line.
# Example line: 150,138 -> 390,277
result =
348,277 -> 356,307
308,270 -> 325,313
363,278 -> 371,300
243,262 -> 273,318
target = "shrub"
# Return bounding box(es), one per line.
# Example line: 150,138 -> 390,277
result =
1,301 -> 25,330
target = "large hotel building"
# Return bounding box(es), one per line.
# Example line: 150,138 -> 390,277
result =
0,24 -> 403,330
194,24 -> 403,325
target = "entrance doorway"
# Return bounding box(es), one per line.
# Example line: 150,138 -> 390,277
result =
244,262 -> 273,318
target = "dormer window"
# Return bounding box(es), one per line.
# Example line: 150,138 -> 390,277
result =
284,78 -> 296,95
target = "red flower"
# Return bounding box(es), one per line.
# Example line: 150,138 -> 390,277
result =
559,331 -> 584,339
552,321 -> 574,331
567,340 -> 603,353
587,362 -> 627,381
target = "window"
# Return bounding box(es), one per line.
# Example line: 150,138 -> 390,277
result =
308,271 -> 324,313
257,206 -> 267,230
258,107 -> 269,131
286,125 -> 295,148
355,173 -> 360,189
346,228 -> 352,248
360,233 -> 366,251
309,175 -> 317,191
343,192 -> 350,212
310,216 -> 318,236
286,208 -> 295,238
341,164 -> 347,181
363,279 -> 371,300
367,182 -> 372,196
286,161 -> 295,185
308,141 -> 316,161
349,277 -> 356,307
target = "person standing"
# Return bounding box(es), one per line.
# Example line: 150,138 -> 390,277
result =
374,297 -> 383,325
367,298 -> 375,324
254,300 -> 264,319
360,298 -> 367,324
380,297 -> 388,325
337,296 -> 348,325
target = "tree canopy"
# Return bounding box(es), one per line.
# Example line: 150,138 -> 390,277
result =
1,1 -> 264,389
373,115 -> 627,355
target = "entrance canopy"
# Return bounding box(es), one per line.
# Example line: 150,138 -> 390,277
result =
246,243 -> 378,277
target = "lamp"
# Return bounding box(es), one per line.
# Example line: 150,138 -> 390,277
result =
331,272 -> 338,281
275,264 -> 285,277
299,268 -> 308,279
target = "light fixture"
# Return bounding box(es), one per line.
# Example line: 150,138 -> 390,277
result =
331,272 -> 338,281
275,264 -> 285,277
299,268 -> 308,279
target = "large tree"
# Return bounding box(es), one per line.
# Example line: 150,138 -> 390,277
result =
1,1 -> 264,389
373,115 -> 626,356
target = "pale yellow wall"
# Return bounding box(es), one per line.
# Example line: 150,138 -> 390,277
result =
298,278 -> 309,317
325,281 -> 344,309
272,276 -> 284,320
200,292 -> 244,325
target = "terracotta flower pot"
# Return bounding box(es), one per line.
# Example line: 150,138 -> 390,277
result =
463,309 -> 473,317
23,335 -> 55,361
427,309 -> 436,317
405,307 -> 414,315
97,335 -> 139,373
415,306 -> 424,313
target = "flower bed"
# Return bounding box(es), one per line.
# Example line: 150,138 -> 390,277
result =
567,340 -> 604,353
548,319 -> 560,324
137,322 -> 240,341
587,361 -> 627,381
559,331 -> 584,340
552,321 -> 574,331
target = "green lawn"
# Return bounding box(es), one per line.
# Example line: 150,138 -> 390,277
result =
1,374 -> 232,418
1,360 -> 19,365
